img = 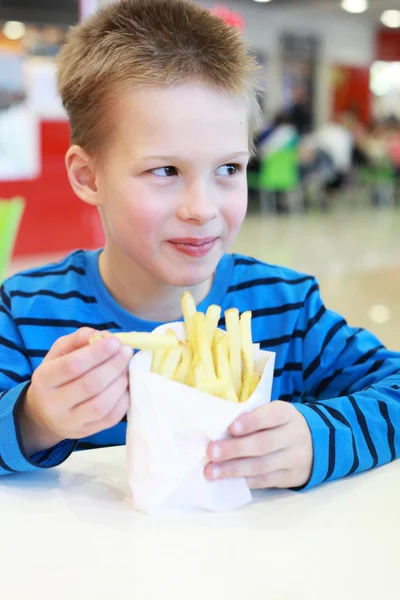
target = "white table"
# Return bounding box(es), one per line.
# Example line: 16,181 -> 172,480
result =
1,447 -> 399,600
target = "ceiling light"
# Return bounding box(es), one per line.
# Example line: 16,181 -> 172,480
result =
381,10 -> 400,28
2,21 -> 26,40
341,0 -> 368,14
253,0 -> 273,3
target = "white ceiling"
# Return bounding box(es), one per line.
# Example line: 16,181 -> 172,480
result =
236,0 -> 398,22
252,0 -> 396,6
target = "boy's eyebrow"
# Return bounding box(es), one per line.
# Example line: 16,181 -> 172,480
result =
140,151 -> 250,162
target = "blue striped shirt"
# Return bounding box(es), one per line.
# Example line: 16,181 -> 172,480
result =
0,249 -> 399,489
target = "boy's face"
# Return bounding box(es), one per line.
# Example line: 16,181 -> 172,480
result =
95,83 -> 250,288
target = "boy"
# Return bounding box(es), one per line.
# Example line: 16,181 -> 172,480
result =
0,0 -> 399,492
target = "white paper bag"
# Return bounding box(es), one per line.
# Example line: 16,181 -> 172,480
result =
127,322 -> 275,514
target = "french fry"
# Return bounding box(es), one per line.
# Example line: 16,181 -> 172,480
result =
152,348 -> 168,374
194,363 -> 206,388
181,291 -> 197,353
158,344 -> 183,380
152,329 -> 177,373
173,343 -> 192,384
215,336 -> 230,380
212,328 -> 225,367
239,311 -> 254,403
225,385 -> 240,403
225,308 -> 242,395
216,336 -> 239,402
249,372 -> 261,396
205,305 -> 221,344
199,378 -> 231,399
194,312 -> 216,381
90,331 -> 178,351
213,328 -> 225,345
185,366 -> 195,387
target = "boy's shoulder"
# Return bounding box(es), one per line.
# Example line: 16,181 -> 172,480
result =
229,253 -> 316,288
3,250 -> 88,294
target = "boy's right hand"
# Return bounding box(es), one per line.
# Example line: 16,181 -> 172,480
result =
18,328 -> 133,457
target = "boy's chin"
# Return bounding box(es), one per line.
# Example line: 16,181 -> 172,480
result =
162,265 -> 216,289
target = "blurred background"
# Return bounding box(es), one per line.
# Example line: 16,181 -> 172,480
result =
0,0 -> 399,349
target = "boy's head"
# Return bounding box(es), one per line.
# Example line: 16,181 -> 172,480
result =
58,0 -> 261,297
58,0 -> 260,156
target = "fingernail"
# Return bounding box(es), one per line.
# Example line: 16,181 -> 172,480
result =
122,345 -> 133,358
232,420 -> 243,434
105,338 -> 120,352
212,466 -> 221,479
212,444 -> 221,460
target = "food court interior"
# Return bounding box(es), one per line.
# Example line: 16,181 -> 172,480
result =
1,0 -> 400,352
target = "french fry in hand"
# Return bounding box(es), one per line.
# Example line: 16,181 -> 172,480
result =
90,331 -> 179,351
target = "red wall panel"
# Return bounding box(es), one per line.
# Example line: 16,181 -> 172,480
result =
0,120 -> 104,256
332,65 -> 372,125
377,29 -> 400,62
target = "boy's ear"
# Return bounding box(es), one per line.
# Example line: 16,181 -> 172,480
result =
65,145 -> 100,206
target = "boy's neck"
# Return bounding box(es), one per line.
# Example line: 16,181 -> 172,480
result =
98,248 -> 213,322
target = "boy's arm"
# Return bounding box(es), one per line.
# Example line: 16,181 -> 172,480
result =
292,278 -> 400,489
0,284 -> 76,475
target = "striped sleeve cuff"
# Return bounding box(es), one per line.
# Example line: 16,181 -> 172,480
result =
0,382 -> 77,473
293,403 -> 332,490
294,401 -> 359,490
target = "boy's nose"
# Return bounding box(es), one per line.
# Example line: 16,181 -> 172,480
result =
177,186 -> 219,225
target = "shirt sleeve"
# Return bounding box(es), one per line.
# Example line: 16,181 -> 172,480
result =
292,278 -> 400,489
0,283 -> 76,475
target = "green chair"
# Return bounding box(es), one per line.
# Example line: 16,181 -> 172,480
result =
358,161 -> 395,207
0,197 -> 25,283
248,146 -> 302,213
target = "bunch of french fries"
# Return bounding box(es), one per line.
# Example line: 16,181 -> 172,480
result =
91,292 -> 260,403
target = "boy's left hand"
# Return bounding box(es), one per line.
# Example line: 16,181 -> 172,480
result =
204,401 -> 313,489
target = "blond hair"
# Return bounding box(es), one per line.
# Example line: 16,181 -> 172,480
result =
58,0 -> 261,155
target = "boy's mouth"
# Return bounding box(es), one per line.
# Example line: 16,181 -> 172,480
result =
167,237 -> 219,258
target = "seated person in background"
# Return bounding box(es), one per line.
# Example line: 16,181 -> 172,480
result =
257,111 -> 298,158
366,122 -> 390,167
0,0 -> 399,494
314,116 -> 354,191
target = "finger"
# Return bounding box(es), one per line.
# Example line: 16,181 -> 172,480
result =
45,328 -> 98,360
207,427 -> 288,462
44,337 -> 132,389
58,345 -> 132,406
80,391 -> 130,439
73,371 -> 130,424
229,401 -> 294,437
204,450 -> 287,481
247,469 -> 294,489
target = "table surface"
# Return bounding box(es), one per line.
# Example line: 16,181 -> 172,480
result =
1,446 -> 399,600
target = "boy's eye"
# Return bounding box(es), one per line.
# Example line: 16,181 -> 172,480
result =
151,166 -> 178,177
216,164 -> 239,176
